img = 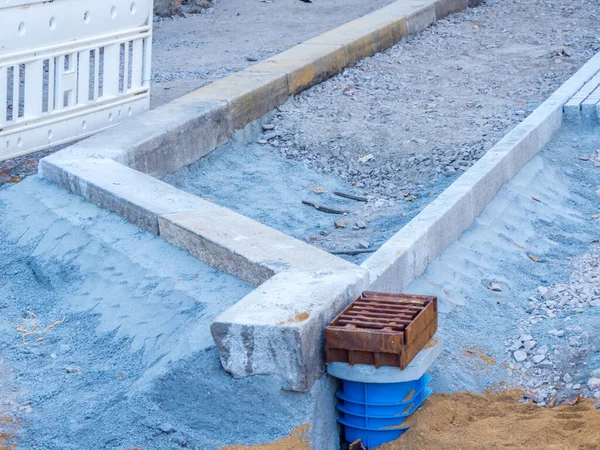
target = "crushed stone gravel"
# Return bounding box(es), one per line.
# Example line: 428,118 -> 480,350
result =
263,0 -> 600,204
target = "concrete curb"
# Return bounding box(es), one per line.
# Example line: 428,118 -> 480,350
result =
180,0 -> 466,134
361,51 -> 600,293
40,0 -> 478,400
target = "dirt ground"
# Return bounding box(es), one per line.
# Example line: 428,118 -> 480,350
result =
222,425 -> 310,450
265,0 -> 600,202
380,390 -> 600,450
151,0 -> 395,107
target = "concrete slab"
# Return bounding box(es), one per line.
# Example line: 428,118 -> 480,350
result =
73,99 -> 231,178
418,185 -> 475,264
211,268 -> 370,392
564,71 -> 600,122
434,0 -> 468,20
361,221 -> 426,293
406,2 -> 437,34
581,84 -> 600,122
327,339 -> 442,383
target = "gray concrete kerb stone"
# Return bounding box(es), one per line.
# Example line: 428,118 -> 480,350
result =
158,208 -> 359,287
211,268 -> 370,392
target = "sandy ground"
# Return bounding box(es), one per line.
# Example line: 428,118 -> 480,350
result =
381,390 -> 600,450
407,123 -> 600,403
0,177 -> 332,449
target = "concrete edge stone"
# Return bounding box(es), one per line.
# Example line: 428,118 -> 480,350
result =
406,2 -> 437,34
39,156 -> 217,235
158,209 -> 359,286
251,43 -> 347,95
211,268 -> 370,392
181,70 -> 289,130
361,50 -> 600,291
68,98 -> 232,178
361,221 -> 426,293
306,13 -> 408,66
434,0 -> 469,20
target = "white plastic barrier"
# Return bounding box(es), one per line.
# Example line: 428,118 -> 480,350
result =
0,0 -> 153,160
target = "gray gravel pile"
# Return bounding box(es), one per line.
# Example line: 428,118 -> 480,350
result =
260,0 -> 600,201
506,246 -> 600,404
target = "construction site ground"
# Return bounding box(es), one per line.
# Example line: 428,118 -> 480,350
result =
2,0 -> 600,448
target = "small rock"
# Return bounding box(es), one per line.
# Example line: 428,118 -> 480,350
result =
158,423 -> 176,434
520,334 -> 533,342
357,241 -> 370,249
262,124 -> 275,131
257,139 -> 268,145
489,282 -> 503,292
522,392 -> 543,403
524,340 -> 537,351
563,373 -> 573,383
588,378 -> 600,390
513,350 -> 527,362
573,384 -> 582,390
548,329 -> 565,337
509,341 -> 523,351
334,220 -> 348,229
532,354 -> 546,364
66,367 -> 81,374
356,221 -> 367,229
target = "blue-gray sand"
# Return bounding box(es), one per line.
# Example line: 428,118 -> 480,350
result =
1,123 -> 599,448
408,125 -> 600,396
0,177 -> 329,449
166,122 -> 600,397
164,135 -> 453,265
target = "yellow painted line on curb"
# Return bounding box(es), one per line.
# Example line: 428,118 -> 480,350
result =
179,0 -> 474,131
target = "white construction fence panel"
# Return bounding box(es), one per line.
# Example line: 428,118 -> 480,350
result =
0,0 -> 153,161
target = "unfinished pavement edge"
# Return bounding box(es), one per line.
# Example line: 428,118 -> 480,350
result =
362,50 -> 600,292
39,0 -> 477,397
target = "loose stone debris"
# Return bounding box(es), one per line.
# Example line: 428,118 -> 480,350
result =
505,245 -> 600,404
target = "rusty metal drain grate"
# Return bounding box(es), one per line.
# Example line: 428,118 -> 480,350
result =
325,291 -> 438,369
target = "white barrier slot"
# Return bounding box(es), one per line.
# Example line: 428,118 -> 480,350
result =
0,0 -> 153,160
